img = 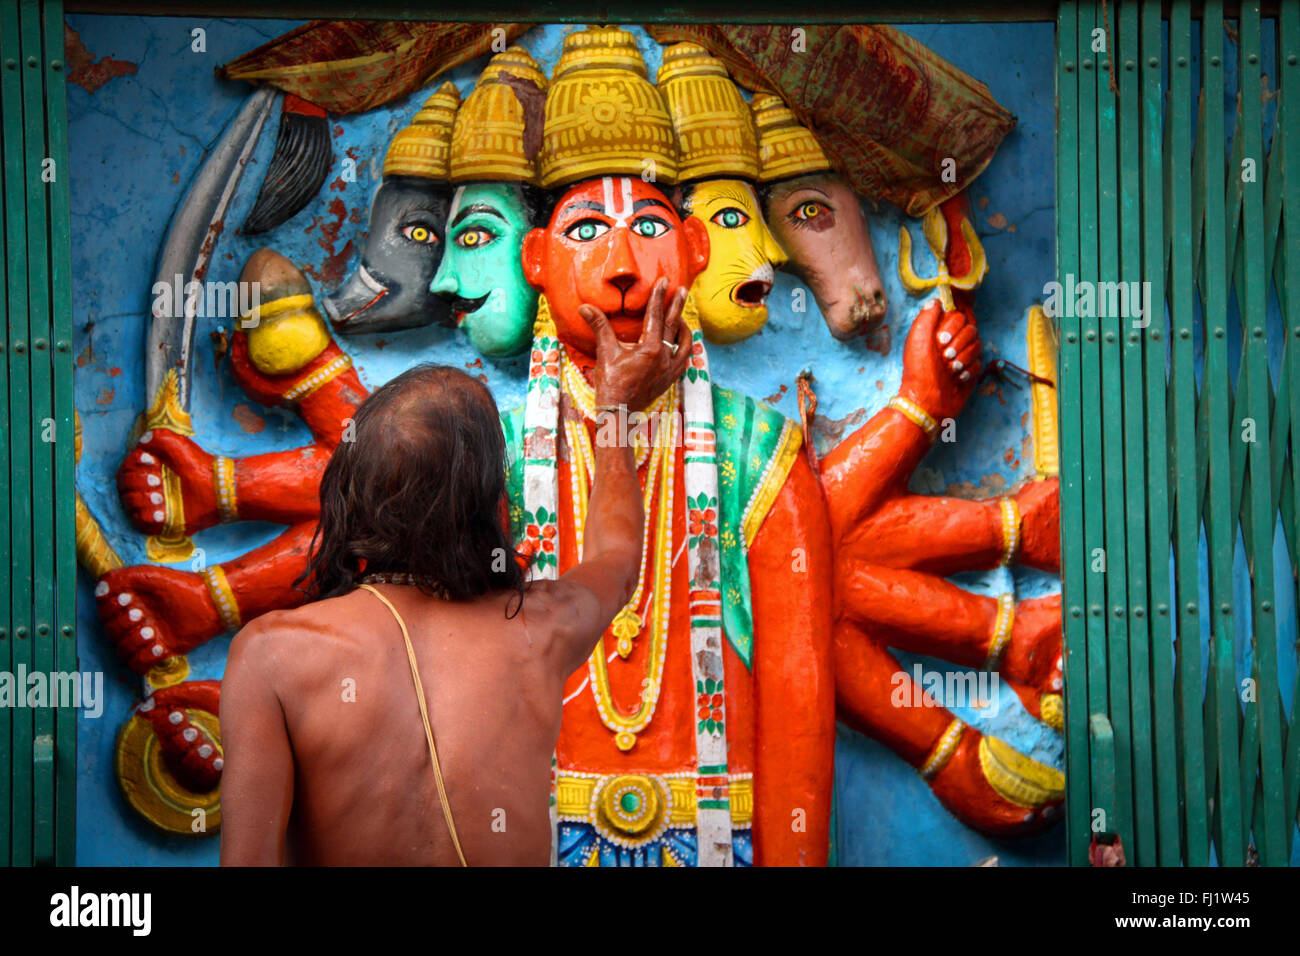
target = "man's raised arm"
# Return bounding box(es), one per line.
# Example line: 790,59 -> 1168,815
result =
542,279 -> 692,677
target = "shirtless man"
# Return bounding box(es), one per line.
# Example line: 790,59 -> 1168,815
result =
219,279 -> 693,866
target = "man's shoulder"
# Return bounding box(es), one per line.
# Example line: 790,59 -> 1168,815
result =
230,592 -> 362,662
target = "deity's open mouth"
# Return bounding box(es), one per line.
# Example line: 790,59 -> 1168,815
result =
447,293 -> 489,325
732,279 -> 772,307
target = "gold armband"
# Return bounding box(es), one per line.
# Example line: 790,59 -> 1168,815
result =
202,565 -> 242,632
213,456 -> 238,523
998,497 -> 1021,566
984,592 -> 1015,670
919,718 -> 966,781
887,395 -> 938,442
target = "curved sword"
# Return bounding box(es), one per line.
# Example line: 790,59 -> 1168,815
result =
143,86 -> 277,561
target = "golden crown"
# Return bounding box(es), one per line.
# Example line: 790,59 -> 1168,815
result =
657,42 -> 759,182
383,81 -> 460,180
538,26 -> 678,189
752,93 -> 832,182
451,46 -> 547,184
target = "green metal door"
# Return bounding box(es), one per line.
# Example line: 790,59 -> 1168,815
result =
1057,0 -> 1300,866
1,0 -> 77,866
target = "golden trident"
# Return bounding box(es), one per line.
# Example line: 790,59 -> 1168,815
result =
897,207 -> 988,311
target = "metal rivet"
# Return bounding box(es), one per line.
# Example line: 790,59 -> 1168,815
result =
1253,327 -> 1264,338
1220,603 -> 1231,614
56,340 -> 69,352
1084,59 -> 1094,70
1129,331 -> 1139,342
1177,56 -> 1188,67
1185,602 -> 1197,614
1261,601 -> 1272,612
1086,330 -> 1097,341
13,341 -> 25,353
1071,607 -> 1083,619
33,338 -> 47,350
1157,604 -> 1169,616
1105,331 -> 1116,342
1149,57 -> 1159,68
37,623 -> 49,636
1248,54 -> 1258,65
1180,328 -> 1190,339
26,56 -> 37,68
1211,56 -> 1221,66
61,625 -> 72,637
1125,60 -> 1135,71
50,60 -> 62,72
1151,330 -> 1162,340
16,627 -> 27,639
1134,607 -> 1145,618
0,628 -> 6,639
1290,55 -> 1299,66
1091,605 -> 1103,617
1113,606 -> 1124,618
5,59 -> 16,70
1215,327 -> 1225,338
1065,61 -> 1075,72
1067,331 -> 1078,343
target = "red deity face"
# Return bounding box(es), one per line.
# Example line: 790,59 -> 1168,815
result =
522,176 -> 709,356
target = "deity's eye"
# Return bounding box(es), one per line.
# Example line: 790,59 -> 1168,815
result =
791,201 -> 830,223
402,224 -> 438,244
710,207 -> 750,229
455,228 -> 496,249
631,216 -> 670,239
565,219 -> 610,242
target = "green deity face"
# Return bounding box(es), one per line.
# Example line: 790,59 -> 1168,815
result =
430,181 -> 539,358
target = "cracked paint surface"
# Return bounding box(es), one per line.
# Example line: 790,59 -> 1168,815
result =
68,16 -> 1061,866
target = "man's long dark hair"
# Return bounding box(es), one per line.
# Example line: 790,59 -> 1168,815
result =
299,363 -> 525,614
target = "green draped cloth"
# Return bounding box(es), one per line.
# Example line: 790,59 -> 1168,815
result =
501,386 -> 800,670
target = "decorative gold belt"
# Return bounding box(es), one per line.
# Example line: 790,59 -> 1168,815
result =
556,771 -> 753,844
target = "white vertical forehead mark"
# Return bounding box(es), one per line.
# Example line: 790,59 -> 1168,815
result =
447,185 -> 466,224
602,175 -> 635,227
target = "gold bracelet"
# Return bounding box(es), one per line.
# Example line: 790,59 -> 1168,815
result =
998,497 -> 1020,566
203,565 -> 242,633
919,718 -> 966,781
213,456 -> 238,524
887,395 -> 938,442
984,592 -> 1016,670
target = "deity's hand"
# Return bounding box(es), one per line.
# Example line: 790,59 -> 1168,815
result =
135,681 -> 224,792
94,565 -> 223,674
580,278 -> 693,413
117,428 -> 221,537
1015,476 -> 1060,572
898,299 -> 981,422
1000,593 -> 1063,702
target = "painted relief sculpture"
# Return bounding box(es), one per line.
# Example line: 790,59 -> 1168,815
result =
657,42 -> 785,345
324,82 -> 459,334
752,94 -> 889,340
80,23 -> 1066,855
432,45 -> 547,358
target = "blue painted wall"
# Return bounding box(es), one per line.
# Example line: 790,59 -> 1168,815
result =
68,16 -> 1062,865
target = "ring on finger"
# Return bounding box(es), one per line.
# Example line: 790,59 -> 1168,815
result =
663,339 -> 679,356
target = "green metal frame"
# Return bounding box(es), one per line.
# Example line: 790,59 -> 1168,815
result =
1058,0 -> 1300,865
1,0 -> 76,867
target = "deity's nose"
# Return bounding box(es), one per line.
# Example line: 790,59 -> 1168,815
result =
603,229 -> 638,294
430,267 -> 458,297
762,226 -> 789,270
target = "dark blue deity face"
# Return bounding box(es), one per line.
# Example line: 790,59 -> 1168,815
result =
324,175 -> 452,334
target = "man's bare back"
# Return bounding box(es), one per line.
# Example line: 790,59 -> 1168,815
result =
219,280 -> 691,865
